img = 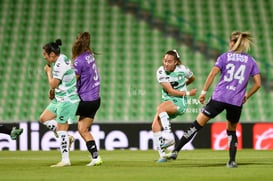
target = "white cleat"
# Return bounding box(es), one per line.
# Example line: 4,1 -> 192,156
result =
226,161 -> 238,168
166,151 -> 178,160
161,139 -> 175,149
86,156 -> 103,166
50,161 -> 71,167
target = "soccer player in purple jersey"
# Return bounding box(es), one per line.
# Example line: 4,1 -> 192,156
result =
166,32 -> 261,168
72,32 -> 102,166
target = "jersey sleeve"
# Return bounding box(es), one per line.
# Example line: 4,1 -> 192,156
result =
184,66 -> 194,79
250,58 -> 260,76
156,67 -> 168,83
214,54 -> 225,70
53,61 -> 67,80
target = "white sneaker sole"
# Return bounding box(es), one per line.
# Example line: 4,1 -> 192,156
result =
50,162 -> 71,167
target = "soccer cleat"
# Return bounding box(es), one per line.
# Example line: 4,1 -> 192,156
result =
161,139 -> 175,149
50,161 -> 71,167
226,161 -> 238,168
10,127 -> 23,140
157,157 -> 168,163
68,135 -> 74,151
86,156 -> 103,166
166,151 -> 178,160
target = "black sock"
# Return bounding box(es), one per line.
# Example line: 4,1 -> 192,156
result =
0,125 -> 12,135
227,130 -> 237,163
174,120 -> 203,152
86,140 -> 98,159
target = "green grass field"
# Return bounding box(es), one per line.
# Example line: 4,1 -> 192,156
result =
0,149 -> 272,181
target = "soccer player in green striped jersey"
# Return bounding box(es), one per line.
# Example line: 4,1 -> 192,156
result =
152,50 -> 197,162
42,39 -> 80,167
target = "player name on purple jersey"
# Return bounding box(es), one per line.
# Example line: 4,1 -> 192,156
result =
227,53 -> 248,63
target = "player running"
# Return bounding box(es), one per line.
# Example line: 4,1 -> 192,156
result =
166,31 -> 261,168
42,39 -> 80,167
152,50 -> 197,162
72,32 -> 103,166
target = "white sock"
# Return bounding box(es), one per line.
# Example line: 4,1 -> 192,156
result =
153,131 -> 166,158
57,131 -> 70,163
163,129 -> 174,141
44,120 -> 57,131
159,112 -> 173,140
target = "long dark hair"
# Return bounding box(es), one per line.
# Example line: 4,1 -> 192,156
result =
43,39 -> 62,55
72,32 -> 93,60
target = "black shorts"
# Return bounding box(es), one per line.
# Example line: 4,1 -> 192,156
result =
201,98 -> 242,123
76,98 -> 101,119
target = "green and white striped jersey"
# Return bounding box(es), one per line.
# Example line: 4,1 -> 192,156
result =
52,54 -> 79,103
156,65 -> 193,101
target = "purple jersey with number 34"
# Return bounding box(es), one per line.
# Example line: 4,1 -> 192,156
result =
212,52 -> 260,106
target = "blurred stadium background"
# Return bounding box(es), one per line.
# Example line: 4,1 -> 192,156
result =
0,0 -> 272,123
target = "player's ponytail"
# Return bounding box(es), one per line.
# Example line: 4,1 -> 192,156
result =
55,39 -> 62,46
43,38 -> 62,55
230,31 -> 253,53
72,32 -> 97,60
51,39 -> 62,55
